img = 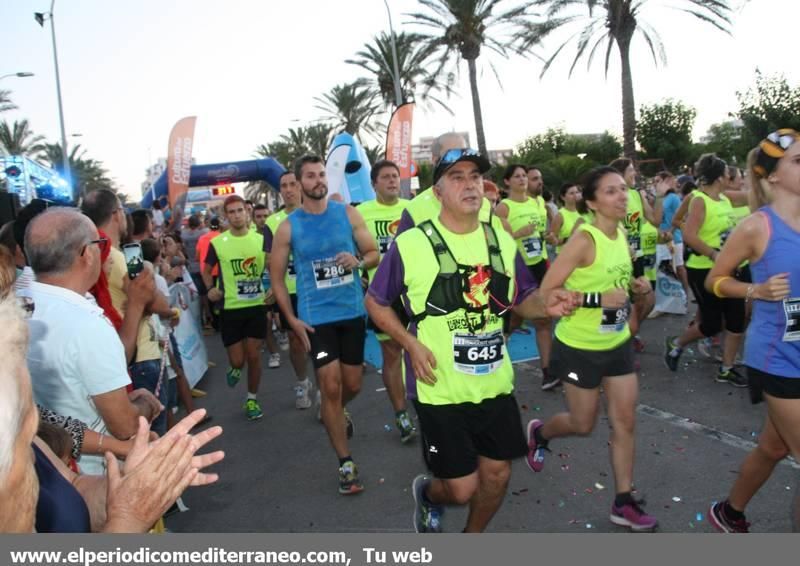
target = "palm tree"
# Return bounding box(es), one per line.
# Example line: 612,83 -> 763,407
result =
41,142 -> 115,195
0,90 -> 16,114
407,0 -> 538,155
0,119 -> 46,156
305,123 -> 334,157
314,79 -> 382,143
518,0 -> 732,158
346,31 -> 455,113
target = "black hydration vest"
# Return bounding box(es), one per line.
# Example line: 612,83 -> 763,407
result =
411,220 -> 512,326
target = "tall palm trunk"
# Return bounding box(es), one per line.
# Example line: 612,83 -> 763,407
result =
467,57 -> 488,155
618,38 -> 636,159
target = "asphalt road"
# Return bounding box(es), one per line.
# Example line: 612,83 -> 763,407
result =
168,310 -> 797,533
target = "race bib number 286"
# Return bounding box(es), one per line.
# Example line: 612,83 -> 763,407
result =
312,258 -> 354,289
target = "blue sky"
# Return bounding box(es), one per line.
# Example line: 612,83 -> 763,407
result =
2,0 -> 798,199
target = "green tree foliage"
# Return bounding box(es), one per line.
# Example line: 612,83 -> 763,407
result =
0,90 -> 16,114
493,126 -> 619,191
314,80 -> 382,143
735,71 -> 800,148
519,1 -> 732,158
701,121 -> 750,165
636,99 -> 696,169
407,0 -> 539,155
515,126 -> 622,165
0,119 -> 45,156
346,31 -> 455,113
41,143 -> 115,195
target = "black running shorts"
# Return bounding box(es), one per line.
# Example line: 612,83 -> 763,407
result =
550,336 -> 635,389
747,366 -> 800,404
276,294 -> 298,330
413,394 -> 527,479
308,316 -> 366,369
220,305 -> 267,347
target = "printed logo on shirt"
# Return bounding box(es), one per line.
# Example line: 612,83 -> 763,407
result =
374,219 -> 400,238
230,257 -> 260,278
623,210 -> 641,235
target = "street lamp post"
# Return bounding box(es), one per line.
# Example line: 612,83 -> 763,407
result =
0,72 -> 35,81
382,0 -> 403,108
35,1 -> 70,187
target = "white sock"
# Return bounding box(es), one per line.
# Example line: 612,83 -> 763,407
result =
247,392 -> 257,400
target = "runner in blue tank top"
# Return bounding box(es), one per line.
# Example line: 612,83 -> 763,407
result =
269,155 -> 379,496
705,129 -> 800,533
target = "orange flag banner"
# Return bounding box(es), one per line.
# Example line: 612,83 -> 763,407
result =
167,116 -> 197,220
385,103 -> 414,178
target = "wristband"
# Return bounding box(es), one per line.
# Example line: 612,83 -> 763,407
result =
582,292 -> 601,308
711,276 -> 731,298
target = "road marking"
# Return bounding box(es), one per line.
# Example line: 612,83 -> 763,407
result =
637,403 -> 800,470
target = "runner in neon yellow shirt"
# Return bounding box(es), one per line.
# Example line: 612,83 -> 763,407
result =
527,165 -> 658,532
357,160 -> 416,443
495,163 -> 556,391
203,195 -> 267,421
263,172 -> 314,410
366,148 -> 579,533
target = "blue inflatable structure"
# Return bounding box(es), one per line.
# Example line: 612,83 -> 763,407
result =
141,157 -> 286,208
325,132 -> 375,204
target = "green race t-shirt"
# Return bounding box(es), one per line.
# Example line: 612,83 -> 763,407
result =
210,231 -> 265,311
356,199 -> 409,282
501,196 -> 549,265
265,210 -> 297,294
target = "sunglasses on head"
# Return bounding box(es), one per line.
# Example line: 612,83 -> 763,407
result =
766,130 -> 799,150
439,148 -> 481,165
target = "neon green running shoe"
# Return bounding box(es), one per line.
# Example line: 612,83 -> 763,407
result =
244,398 -> 263,421
226,367 -> 241,388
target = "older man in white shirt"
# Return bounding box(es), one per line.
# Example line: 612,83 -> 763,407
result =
24,208 -> 161,475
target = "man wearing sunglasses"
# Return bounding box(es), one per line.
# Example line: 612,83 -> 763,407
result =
23,208 -> 163,475
365,149 -> 579,533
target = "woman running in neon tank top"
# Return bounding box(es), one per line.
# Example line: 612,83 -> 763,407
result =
550,183 -> 586,255
526,166 -> 658,532
664,154 -> 749,387
707,129 -> 800,533
495,163 -> 557,391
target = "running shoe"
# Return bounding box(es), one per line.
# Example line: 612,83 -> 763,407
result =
244,399 -> 263,421
709,501 -> 750,533
412,474 -> 443,533
338,461 -> 365,495
396,411 -> 417,443
663,336 -> 682,372
268,353 -> 280,369
541,370 -> 560,391
526,419 -> 547,473
344,408 -> 354,439
697,337 -> 714,359
276,330 -> 289,351
609,499 -> 658,532
633,335 -> 646,353
226,367 -> 241,388
294,378 -> 312,410
716,366 -> 748,388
